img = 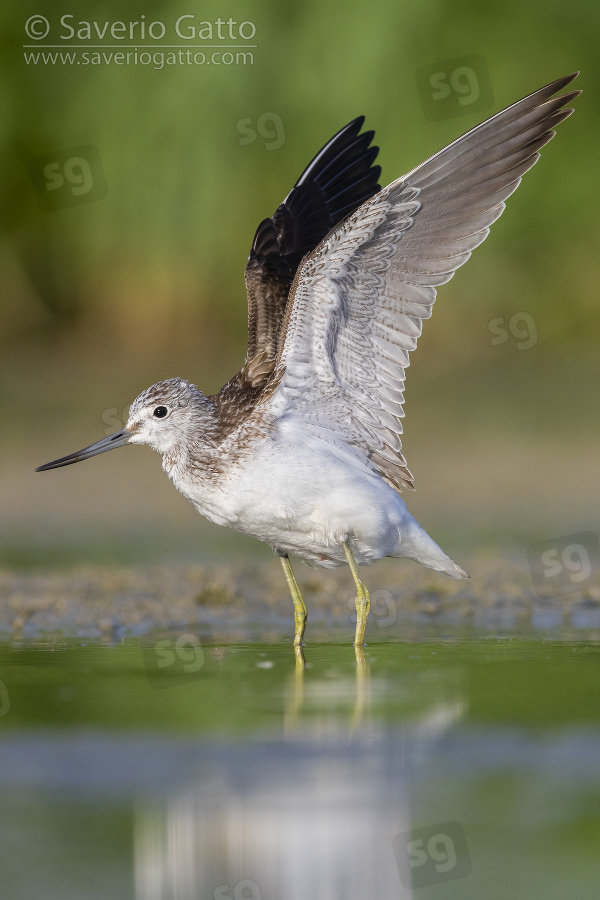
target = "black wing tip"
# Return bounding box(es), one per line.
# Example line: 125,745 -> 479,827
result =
336,115 -> 368,137
358,126 -> 376,144
347,114 -> 366,129
249,113 -> 382,264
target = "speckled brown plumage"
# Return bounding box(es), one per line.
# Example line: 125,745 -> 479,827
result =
209,74 -> 580,491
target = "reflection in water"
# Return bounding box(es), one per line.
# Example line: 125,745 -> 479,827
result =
1,639 -> 599,897
134,646 -> 466,900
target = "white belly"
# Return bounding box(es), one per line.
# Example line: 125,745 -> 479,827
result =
169,431 -> 411,567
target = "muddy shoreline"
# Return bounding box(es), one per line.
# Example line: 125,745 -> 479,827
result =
1,557 -> 599,641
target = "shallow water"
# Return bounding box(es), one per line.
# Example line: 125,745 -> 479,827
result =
1,632 -> 600,899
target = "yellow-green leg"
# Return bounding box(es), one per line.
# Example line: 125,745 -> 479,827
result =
343,541 -> 371,646
278,551 -> 307,647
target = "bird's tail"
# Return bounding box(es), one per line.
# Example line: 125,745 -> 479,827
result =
394,518 -> 470,579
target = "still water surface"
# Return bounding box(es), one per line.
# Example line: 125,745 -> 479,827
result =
0,634 -> 599,899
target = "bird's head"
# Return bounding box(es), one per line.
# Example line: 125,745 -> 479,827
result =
36,378 -> 215,471
126,378 -> 212,454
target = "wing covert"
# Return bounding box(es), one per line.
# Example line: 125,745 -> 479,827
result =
263,73 -> 580,492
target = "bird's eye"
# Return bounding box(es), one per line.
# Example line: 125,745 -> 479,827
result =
153,406 -> 168,419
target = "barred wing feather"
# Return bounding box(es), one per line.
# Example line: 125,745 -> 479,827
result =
264,73 -> 579,492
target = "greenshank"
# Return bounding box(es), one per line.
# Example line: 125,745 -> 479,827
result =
37,73 -> 580,645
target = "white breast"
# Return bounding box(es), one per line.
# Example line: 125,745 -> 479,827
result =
166,423 -> 413,566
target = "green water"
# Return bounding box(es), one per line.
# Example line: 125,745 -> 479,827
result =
1,635 -> 599,899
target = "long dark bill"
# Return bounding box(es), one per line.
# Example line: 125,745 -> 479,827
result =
35,430 -> 130,472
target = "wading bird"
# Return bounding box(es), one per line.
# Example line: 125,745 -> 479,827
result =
37,74 -> 579,646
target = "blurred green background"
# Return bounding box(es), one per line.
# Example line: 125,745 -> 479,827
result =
1,0 -> 598,569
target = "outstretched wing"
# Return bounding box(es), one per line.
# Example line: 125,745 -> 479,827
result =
262,73 -> 580,492
243,117 -> 381,386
